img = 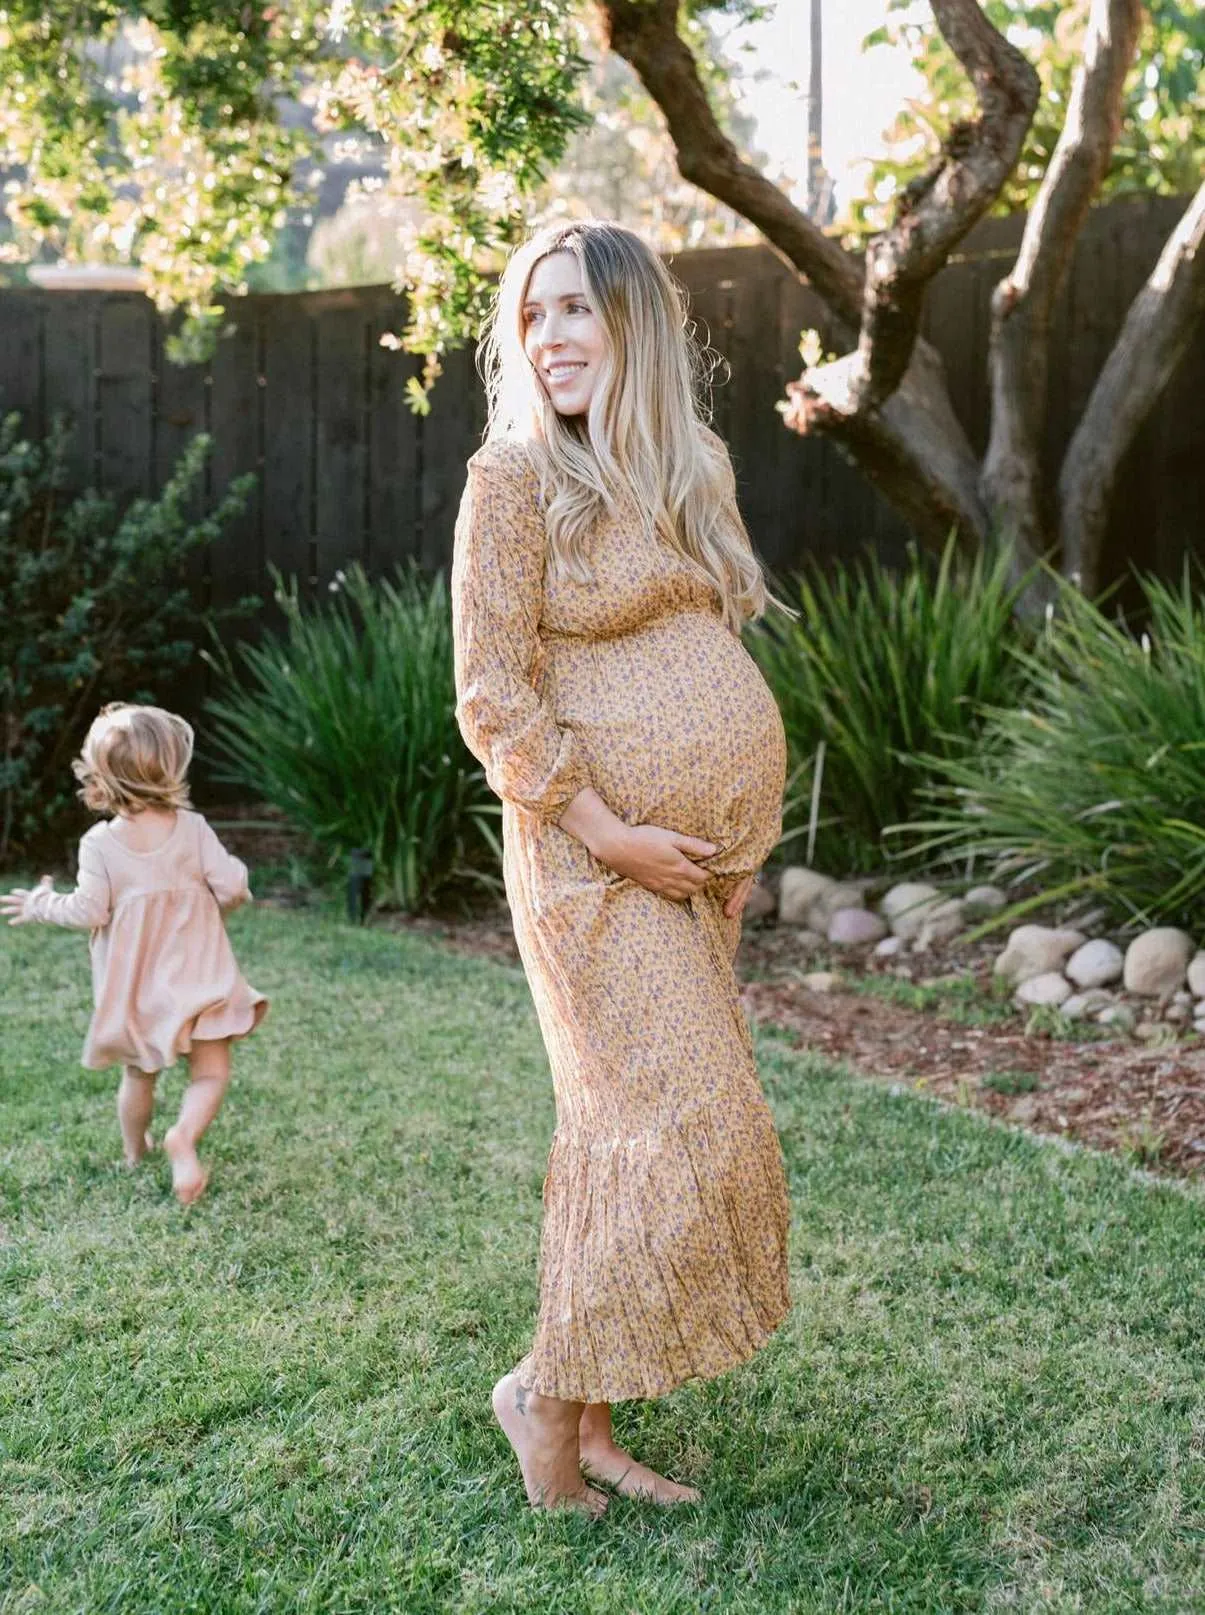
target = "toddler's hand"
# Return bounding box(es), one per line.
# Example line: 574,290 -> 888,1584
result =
1,875 -> 52,925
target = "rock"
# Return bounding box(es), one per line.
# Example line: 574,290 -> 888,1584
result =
1123,928 -> 1194,997
1009,1095 -> 1040,1124
1096,1004 -> 1135,1031
1165,999 -> 1191,1024
795,928 -> 825,954
1172,990 -> 1193,1008
808,881 -> 867,930
873,935 -> 904,959
1061,988 -> 1116,1021
1188,952 -> 1205,998
1134,1020 -> 1172,1044
1015,972 -> 1072,1007
993,925 -> 1086,985
915,898 -> 966,952
779,867 -> 835,926
827,907 -> 888,947
881,882 -> 943,941
742,882 -> 777,923
801,971 -> 837,994
963,884 -> 1007,920
1065,939 -> 1124,990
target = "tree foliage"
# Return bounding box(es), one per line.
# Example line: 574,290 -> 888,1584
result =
0,1 -> 589,387
855,0 -> 1204,232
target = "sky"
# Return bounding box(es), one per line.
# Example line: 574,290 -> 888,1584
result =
724,0 -> 926,211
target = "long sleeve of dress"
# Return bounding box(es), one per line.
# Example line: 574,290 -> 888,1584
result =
452,443 -> 591,822
24,832 -> 112,930
198,817 -> 252,914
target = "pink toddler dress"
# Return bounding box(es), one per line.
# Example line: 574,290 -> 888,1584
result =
25,809 -> 268,1073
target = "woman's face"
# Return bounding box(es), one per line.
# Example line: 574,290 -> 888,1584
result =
522,250 -> 607,418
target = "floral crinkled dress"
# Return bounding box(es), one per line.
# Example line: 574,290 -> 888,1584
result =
452,433 -> 790,1404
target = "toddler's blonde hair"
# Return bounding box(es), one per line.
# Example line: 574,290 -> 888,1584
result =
74,703 -> 194,816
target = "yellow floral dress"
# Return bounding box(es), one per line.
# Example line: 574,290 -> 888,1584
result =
452,434 -> 790,1403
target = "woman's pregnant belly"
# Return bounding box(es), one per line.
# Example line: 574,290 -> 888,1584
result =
547,611 -> 787,877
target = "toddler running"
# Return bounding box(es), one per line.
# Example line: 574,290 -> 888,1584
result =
1,703 -> 267,1204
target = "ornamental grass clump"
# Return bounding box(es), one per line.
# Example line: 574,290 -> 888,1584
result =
904,569 -> 1205,928
205,564 -> 499,914
746,537 -> 1029,872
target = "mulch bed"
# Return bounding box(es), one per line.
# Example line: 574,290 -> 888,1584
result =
220,811 -> 1204,1183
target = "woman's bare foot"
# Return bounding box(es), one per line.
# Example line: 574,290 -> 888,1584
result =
163,1125 -> 208,1206
579,1405 -> 701,1506
122,1130 -> 156,1169
492,1374 -> 608,1517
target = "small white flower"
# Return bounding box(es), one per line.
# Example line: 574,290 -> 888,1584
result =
326,0 -> 353,43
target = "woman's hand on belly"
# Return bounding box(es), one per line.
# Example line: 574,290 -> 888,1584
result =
596,823 -> 719,900
558,787 -> 716,900
723,874 -> 755,919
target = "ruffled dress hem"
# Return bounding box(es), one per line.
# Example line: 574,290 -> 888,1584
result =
511,1301 -> 789,1405
83,994 -> 269,1073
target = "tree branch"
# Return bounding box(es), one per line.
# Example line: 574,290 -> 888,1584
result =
599,0 -> 863,323
981,0 -> 1142,573
600,0 -> 989,554
785,340 -> 990,550
849,0 -> 1039,410
1059,183 -> 1205,596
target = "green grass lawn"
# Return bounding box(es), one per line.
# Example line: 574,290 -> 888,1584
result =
2,904 -> 1203,1614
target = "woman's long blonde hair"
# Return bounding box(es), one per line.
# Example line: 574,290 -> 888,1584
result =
479,221 -> 769,633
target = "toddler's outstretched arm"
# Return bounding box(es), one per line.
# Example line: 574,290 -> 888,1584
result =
198,818 -> 252,914
2,834 -> 111,929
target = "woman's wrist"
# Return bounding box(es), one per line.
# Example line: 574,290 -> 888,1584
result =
557,787 -> 628,861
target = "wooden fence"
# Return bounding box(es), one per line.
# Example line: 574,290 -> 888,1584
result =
1,192 -> 1202,612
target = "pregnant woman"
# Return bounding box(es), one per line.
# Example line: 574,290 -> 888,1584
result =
452,221 -> 790,1515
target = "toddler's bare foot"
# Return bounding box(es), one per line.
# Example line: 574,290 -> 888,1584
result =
580,1436 -> 701,1506
163,1125 -> 208,1206
492,1374 -> 608,1517
122,1130 -> 156,1168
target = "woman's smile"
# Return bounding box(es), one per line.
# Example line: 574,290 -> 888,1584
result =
523,250 -> 606,416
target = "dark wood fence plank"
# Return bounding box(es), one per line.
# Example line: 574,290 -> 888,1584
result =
259,294 -> 315,592
207,306 -> 265,610
314,291 -> 371,583
0,296 -> 43,433
96,295 -> 154,497
366,290 -> 421,573
417,342 -> 480,574
38,294 -> 97,491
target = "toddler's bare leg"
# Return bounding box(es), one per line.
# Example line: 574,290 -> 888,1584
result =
164,1038 -> 231,1206
117,1069 -> 158,1166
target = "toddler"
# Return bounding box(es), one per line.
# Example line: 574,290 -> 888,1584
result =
2,703 -> 268,1204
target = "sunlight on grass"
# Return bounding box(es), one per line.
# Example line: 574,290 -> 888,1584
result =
2,907 -> 1203,1613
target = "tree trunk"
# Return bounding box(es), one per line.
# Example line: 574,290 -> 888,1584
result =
1059,182 -> 1205,596
981,0 -> 1142,582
